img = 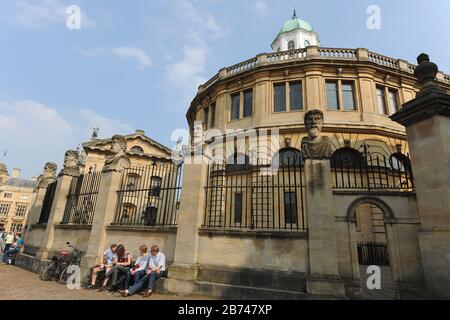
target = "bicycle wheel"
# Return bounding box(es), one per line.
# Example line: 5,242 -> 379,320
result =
40,261 -> 58,281
59,264 -> 71,284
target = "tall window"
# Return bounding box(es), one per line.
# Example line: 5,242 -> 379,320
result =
243,89 -> 253,118
342,81 -> 356,110
14,203 -> 28,217
234,193 -> 243,224
3,193 -> 12,198
284,192 -> 297,224
388,89 -> 399,115
304,40 -> 311,47
289,82 -> 303,111
288,40 -> 295,50
274,83 -> 286,112
149,176 -> 162,197
210,103 -> 216,128
376,87 -> 387,114
231,93 -> 240,120
0,202 -> 11,216
204,106 -> 209,128
326,81 -> 339,110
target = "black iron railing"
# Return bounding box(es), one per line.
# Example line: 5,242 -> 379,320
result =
113,162 -> 183,227
38,181 -> 58,224
61,171 -> 102,225
331,145 -> 414,191
203,159 -> 306,231
358,241 -> 390,266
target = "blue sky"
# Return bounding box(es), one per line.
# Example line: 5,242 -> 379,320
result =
1,0 -> 449,178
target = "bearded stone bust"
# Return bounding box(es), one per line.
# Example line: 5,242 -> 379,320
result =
102,135 -> 131,173
59,150 -> 80,177
36,162 -> 58,189
301,110 -> 333,160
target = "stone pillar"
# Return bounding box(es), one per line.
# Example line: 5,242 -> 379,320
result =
79,170 -> 123,281
391,54 -> 450,299
305,159 -> 345,296
169,156 -> 209,281
37,174 -> 74,261
26,188 -> 47,229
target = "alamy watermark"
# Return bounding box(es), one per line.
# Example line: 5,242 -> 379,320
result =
66,5 -> 82,30
367,5 -> 381,30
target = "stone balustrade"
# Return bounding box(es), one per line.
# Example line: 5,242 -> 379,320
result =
198,47 -> 450,93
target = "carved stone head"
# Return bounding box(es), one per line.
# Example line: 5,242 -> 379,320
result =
36,162 -> 57,189
192,121 -> 206,152
111,135 -> 127,155
60,150 -> 80,177
304,110 -> 324,139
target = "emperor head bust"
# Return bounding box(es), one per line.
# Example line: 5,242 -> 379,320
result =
36,162 -> 58,189
59,150 -> 80,177
102,135 -> 131,173
301,110 -> 333,160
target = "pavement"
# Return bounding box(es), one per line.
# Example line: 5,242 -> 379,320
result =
0,265 -> 213,300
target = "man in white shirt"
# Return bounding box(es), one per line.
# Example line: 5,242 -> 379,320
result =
124,245 -> 149,289
120,245 -> 166,298
86,244 -> 117,289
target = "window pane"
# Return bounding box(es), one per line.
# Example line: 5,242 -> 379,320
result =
243,89 -> 253,117
342,82 -> 355,110
376,87 -> 387,114
326,81 -> 338,110
289,82 -> 303,111
284,192 -> 297,224
204,107 -> 209,128
288,41 -> 295,50
231,93 -> 240,120
211,103 -> 216,127
388,90 -> 398,115
234,193 -> 243,224
274,83 -> 286,112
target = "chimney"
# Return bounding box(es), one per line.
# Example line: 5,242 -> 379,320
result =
12,168 -> 20,178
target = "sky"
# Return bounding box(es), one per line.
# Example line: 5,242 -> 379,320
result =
1,0 -> 449,179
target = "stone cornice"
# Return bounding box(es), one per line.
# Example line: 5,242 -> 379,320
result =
390,86 -> 450,126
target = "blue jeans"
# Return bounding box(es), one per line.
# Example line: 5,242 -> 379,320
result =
128,271 -> 162,295
2,248 -> 17,262
125,269 -> 146,289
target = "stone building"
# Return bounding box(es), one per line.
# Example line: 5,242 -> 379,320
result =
0,165 -> 37,233
17,13 -> 450,299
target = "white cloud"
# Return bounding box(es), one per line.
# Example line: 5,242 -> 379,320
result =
12,0 -> 94,28
254,1 -> 269,18
0,99 -> 132,178
81,47 -> 153,70
111,47 -> 153,69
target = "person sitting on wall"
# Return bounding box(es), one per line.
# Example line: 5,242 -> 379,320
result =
1,232 -> 24,265
124,245 -> 149,290
99,244 -> 132,292
120,245 -> 166,298
86,244 -> 117,290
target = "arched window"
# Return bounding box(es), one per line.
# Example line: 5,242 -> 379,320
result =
120,203 -> 137,225
149,176 -> 162,197
130,146 -> 144,154
389,152 -> 412,173
226,153 -> 251,172
143,206 -> 158,226
288,40 -> 295,50
331,148 -> 364,169
125,173 -> 141,190
273,147 -> 303,167
304,40 -> 311,47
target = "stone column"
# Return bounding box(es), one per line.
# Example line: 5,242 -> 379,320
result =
305,159 -> 345,296
169,155 -> 209,281
26,188 -> 47,229
79,170 -> 123,281
37,173 -> 74,261
391,54 -> 450,299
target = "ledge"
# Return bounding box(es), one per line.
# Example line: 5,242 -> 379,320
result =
31,224 -> 47,230
106,225 -> 177,234
55,224 -> 92,230
199,227 -> 308,239
333,189 -> 416,196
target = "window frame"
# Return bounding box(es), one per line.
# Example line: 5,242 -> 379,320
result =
325,79 -> 358,112
273,80 -> 304,113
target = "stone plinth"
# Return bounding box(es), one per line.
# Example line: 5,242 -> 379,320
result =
170,156 -> 209,281
391,81 -> 450,299
305,159 -> 345,296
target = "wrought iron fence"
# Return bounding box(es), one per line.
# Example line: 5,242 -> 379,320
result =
113,162 -> 183,227
203,158 -> 306,231
61,170 -> 102,225
38,181 -> 58,224
331,145 -> 414,191
357,241 -> 390,266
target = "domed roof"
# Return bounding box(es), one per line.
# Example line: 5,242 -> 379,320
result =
280,17 -> 314,34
